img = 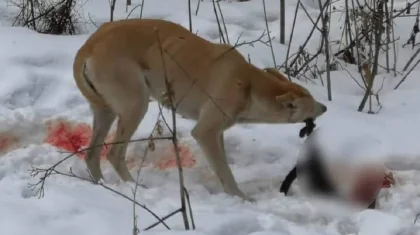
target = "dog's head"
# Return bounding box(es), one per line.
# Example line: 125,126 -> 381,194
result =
274,88 -> 327,123
262,68 -> 327,123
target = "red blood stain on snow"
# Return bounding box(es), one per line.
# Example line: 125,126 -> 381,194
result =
44,120 -> 114,160
381,172 -> 395,188
44,119 -> 196,169
156,144 -> 196,169
0,135 -> 18,153
0,136 -> 11,151
382,179 -> 391,188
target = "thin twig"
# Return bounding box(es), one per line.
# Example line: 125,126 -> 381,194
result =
109,0 -> 117,22
139,0 -> 145,19
403,46 -> 420,71
195,0 -> 201,16
217,1 -> 230,44
28,136 -> 171,198
284,0 -> 329,77
390,0 -> 397,76
384,0 -> 390,73
40,168 -> 171,230
299,1 -> 323,32
125,4 -> 143,20
184,187 -> 196,229
213,30 -> 272,64
212,0 -> 226,44
394,58 -> 420,90
144,208 -> 182,231
335,0 -> 420,57
132,121 -> 163,234
188,0 -> 192,32
285,0 -> 300,81
154,27 -> 191,230
262,0 -> 277,68
358,0 -> 385,112
318,0 -> 332,101
88,12 -> 99,28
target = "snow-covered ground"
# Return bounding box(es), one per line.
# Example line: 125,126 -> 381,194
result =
0,0 -> 420,234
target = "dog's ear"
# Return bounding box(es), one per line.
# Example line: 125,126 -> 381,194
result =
264,68 -> 289,82
276,92 -> 297,108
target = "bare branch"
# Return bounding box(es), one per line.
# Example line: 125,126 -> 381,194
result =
217,1 -> 230,44
212,0 -> 226,44
317,0 -> 332,101
125,4 -> 143,20
357,0 -> 385,112
154,27 -> 192,230
394,58 -> 420,90
28,135 -> 171,198
262,0 -> 277,68
285,0 -> 300,81
50,168 -> 171,230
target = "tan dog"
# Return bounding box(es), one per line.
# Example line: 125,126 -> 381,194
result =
73,18 -> 327,201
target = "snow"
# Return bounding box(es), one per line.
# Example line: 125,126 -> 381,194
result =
0,0 -> 420,234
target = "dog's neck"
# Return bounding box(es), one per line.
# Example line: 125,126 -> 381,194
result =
236,68 -> 292,124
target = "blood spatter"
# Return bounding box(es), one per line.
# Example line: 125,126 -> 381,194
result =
382,179 -> 392,188
43,119 -> 196,169
156,144 -> 196,169
0,135 -> 18,153
44,120 -> 114,160
381,174 -> 394,188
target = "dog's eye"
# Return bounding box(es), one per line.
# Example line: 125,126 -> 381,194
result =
286,103 -> 296,109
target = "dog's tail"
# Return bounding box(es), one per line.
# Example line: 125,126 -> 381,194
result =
73,54 -> 107,108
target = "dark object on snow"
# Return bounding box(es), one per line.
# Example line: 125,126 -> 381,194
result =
279,143 -> 337,198
298,143 -> 337,195
279,165 -> 297,195
280,118 -> 377,209
280,118 -> 317,194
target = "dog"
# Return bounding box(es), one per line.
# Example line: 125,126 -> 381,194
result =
72,18 -> 327,201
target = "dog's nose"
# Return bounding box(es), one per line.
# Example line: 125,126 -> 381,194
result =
322,104 -> 327,113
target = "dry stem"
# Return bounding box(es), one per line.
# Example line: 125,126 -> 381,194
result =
318,0 -> 332,101
262,0 -> 277,68
357,0 -> 385,112
154,27 -> 192,230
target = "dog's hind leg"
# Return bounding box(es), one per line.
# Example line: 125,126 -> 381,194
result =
85,105 -> 116,182
103,64 -> 150,182
107,100 -> 149,182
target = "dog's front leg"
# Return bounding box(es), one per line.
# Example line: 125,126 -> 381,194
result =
191,102 -> 253,202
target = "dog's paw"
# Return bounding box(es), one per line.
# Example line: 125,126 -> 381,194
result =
246,196 -> 257,203
96,178 -> 107,185
238,193 -> 256,203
